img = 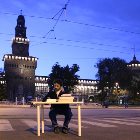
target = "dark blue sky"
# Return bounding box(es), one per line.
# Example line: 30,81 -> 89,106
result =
0,0 -> 140,79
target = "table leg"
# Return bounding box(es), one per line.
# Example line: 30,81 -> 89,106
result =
37,104 -> 40,136
78,104 -> 81,136
41,104 -> 44,133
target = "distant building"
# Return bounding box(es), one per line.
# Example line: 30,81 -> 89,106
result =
73,79 -> 100,102
34,77 -> 101,102
127,55 -> 140,81
0,73 -> 6,85
35,76 -> 49,99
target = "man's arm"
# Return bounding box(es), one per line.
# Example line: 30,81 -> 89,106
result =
42,92 -> 50,102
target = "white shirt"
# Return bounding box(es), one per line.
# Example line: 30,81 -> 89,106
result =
56,89 -> 61,97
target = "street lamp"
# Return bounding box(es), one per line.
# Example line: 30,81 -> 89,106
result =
137,92 -> 139,106
115,83 -> 119,88
115,82 -> 119,105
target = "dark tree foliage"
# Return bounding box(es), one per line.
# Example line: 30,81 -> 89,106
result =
47,62 -> 80,92
0,68 -> 7,100
95,57 -> 133,102
128,80 -> 140,99
0,83 -> 7,101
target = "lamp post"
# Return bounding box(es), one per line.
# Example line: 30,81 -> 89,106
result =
115,82 -> 119,106
137,92 -> 139,106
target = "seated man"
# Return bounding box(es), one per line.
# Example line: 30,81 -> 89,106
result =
42,79 -> 73,134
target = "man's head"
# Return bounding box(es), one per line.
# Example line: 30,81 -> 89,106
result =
53,79 -> 63,91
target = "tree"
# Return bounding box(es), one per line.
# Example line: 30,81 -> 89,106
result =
127,80 -> 140,104
112,87 -> 129,105
95,57 -> 133,102
0,83 -> 7,101
47,62 -> 80,92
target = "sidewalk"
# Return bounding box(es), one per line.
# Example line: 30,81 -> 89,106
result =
0,104 -> 140,109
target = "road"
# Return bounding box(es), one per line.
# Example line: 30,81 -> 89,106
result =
0,107 -> 140,140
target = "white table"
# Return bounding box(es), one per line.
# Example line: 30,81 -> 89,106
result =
33,101 -> 83,137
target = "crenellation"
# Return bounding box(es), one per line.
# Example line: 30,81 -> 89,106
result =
4,55 -> 37,62
12,37 -> 29,45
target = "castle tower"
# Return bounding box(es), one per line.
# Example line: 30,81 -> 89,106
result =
127,55 -> 140,81
3,14 -> 38,102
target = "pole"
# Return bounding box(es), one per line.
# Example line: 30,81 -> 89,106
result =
37,104 -> 40,136
23,97 -> 24,105
77,97 -> 79,106
82,98 -> 84,106
16,97 -> 17,105
78,104 -> 81,136
41,104 -> 44,133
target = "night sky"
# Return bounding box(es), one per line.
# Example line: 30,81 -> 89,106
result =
0,0 -> 140,79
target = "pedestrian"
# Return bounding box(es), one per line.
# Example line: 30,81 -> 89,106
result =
104,102 -> 108,108
42,79 -> 73,134
125,103 -> 128,108
126,103 -> 128,108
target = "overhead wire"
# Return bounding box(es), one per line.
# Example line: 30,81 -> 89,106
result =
0,9 -> 140,35
32,40 -> 135,56
43,0 -> 71,41
0,40 -> 137,61
0,32 -> 137,52
1,37 -> 136,56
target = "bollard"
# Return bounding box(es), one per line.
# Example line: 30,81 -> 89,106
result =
77,97 -> 79,102
16,97 -> 17,105
77,97 -> 79,106
36,97 -> 37,102
23,97 -> 24,105
82,98 -> 84,106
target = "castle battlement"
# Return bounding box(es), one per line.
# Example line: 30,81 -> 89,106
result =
12,37 -> 29,44
3,54 -> 38,61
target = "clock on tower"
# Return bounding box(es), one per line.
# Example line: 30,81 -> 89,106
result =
18,45 -> 25,51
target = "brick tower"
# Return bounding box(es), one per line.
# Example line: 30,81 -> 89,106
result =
3,14 -> 38,102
